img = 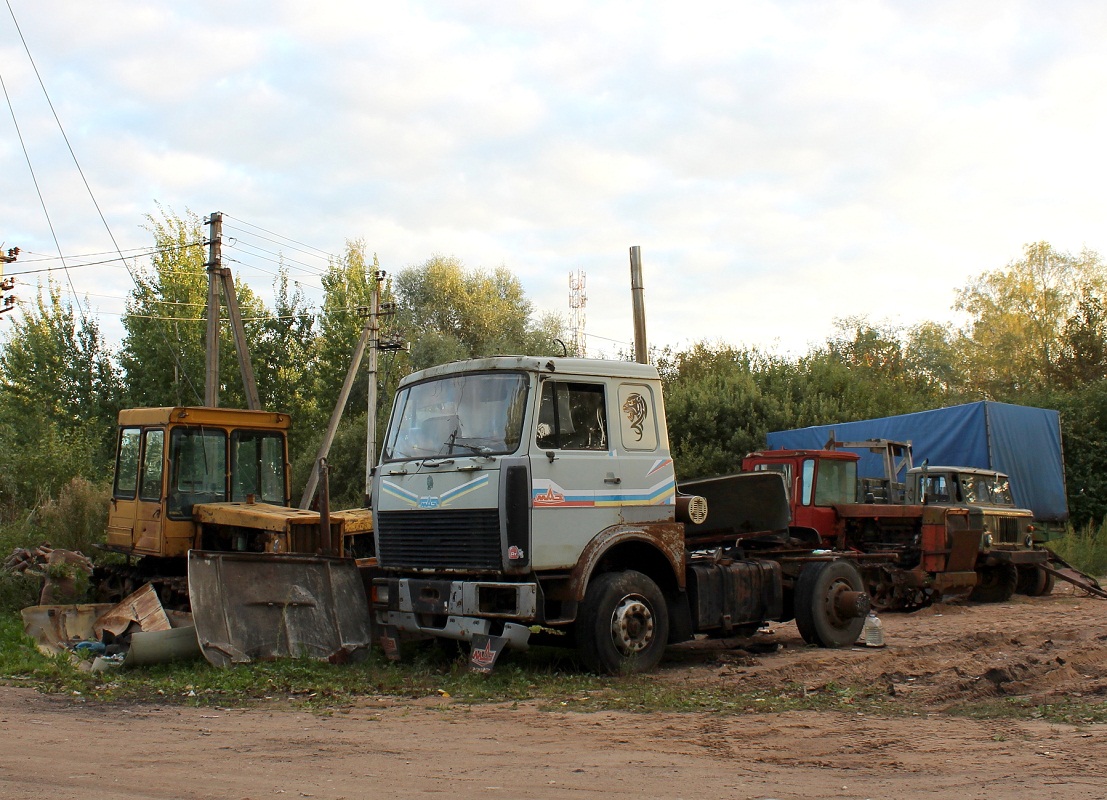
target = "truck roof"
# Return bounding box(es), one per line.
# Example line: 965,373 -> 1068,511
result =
399,356 -> 660,387
117,406 -> 291,430
907,466 -> 1008,478
745,449 -> 859,462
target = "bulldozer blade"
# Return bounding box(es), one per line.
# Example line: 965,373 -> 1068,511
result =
187,551 -> 374,667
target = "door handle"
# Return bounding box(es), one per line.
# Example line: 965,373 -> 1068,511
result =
604,475 -> 622,485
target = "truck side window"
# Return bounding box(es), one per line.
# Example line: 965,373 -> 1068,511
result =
114,427 -> 142,499
536,381 -> 608,451
801,459 -> 814,506
138,429 -> 165,503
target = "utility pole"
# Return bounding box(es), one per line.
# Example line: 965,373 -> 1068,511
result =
205,212 -> 261,409
299,269 -> 404,510
365,274 -> 382,504
205,215 -> 221,406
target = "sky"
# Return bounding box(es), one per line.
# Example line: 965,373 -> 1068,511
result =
2,0 -> 1106,360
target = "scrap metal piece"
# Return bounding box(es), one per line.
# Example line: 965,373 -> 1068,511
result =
187,550 -> 373,667
21,603 -> 113,656
94,583 -> 172,640
124,624 -> 201,666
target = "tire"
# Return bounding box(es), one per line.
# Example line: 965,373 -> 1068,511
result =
1023,565 -> 1055,597
577,570 -> 669,675
1015,565 -> 1037,595
794,560 -> 869,648
970,563 -> 1018,603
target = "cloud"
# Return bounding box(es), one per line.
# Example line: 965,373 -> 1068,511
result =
1,0 -> 1105,360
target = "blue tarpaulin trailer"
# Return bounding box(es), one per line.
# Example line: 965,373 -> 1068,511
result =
765,401 -> 1068,523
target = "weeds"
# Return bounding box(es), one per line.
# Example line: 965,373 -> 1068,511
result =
1049,521 -> 1107,578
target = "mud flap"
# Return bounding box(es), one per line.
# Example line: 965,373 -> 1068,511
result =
187,551 -> 374,667
468,634 -> 509,673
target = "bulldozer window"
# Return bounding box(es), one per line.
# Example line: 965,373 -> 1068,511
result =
138,429 -> 165,502
167,427 -> 227,519
231,431 -> 286,504
114,427 -> 141,499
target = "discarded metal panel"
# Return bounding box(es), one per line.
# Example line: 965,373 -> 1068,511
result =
94,582 -> 172,640
21,603 -> 113,656
187,550 -> 373,667
125,624 -> 201,666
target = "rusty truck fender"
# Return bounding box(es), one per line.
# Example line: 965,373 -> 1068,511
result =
566,521 -> 686,602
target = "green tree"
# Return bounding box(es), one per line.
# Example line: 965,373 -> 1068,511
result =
393,255 -> 565,370
119,207 -> 270,408
955,242 -> 1105,394
0,282 -> 120,513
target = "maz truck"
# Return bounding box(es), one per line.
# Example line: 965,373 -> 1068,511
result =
370,356 -> 900,674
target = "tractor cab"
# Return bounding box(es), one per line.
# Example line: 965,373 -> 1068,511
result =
106,407 -> 291,560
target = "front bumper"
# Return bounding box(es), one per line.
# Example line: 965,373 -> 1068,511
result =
372,576 -> 536,650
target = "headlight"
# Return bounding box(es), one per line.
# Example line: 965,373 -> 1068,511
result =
982,533 -> 993,549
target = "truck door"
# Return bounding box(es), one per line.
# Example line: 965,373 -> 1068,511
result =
531,378 -> 672,570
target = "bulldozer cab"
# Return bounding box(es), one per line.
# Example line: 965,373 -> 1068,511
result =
107,407 -> 291,559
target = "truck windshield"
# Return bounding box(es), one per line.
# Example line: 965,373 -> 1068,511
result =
959,473 -> 1014,506
814,458 -> 857,506
382,371 -> 529,461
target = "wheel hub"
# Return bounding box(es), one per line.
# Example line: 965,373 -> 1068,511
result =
609,594 -> 654,655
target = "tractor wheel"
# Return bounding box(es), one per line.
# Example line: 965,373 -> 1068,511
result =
577,570 -> 669,675
970,563 -> 1018,603
794,560 -> 869,648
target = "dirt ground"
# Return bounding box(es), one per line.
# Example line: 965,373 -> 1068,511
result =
2,586 -> 1106,800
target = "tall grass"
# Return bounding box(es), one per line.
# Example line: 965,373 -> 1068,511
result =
0,477 -> 110,613
1048,521 -> 1107,578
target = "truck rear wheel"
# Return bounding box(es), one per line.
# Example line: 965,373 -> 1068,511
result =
577,570 -> 669,675
794,560 -> 869,648
970,563 -> 1018,603
1016,564 -> 1055,597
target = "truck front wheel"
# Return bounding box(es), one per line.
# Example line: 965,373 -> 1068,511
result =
794,560 -> 869,648
577,570 -> 669,675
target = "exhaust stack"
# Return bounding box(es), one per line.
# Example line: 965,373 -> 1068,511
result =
629,245 -> 648,365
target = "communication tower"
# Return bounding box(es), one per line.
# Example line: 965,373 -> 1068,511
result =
569,270 -> 587,357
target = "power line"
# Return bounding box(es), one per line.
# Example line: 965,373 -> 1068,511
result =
3,0 -> 202,402
223,214 -> 336,260
0,69 -> 85,320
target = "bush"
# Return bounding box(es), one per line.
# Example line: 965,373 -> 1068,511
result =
1050,522 -> 1107,579
31,477 -> 109,556
0,572 -> 40,613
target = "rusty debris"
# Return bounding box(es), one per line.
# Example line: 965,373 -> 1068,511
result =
20,582 -> 200,671
3,543 -> 94,604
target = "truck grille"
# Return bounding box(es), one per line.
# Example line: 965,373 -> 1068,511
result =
377,508 -> 502,570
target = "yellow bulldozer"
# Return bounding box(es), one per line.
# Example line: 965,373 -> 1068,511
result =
99,406 -> 376,664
